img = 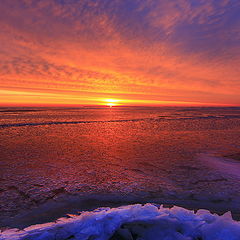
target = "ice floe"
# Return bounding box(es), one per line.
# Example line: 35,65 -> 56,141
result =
1,204 -> 240,240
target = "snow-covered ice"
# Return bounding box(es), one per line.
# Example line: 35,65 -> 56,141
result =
199,152 -> 240,178
1,204 -> 240,240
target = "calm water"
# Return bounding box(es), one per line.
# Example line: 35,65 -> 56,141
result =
1,106 -> 240,227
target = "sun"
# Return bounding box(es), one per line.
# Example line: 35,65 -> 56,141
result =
106,103 -> 114,107
103,98 -> 120,107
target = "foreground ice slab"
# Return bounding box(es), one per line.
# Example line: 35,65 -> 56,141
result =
1,204 -> 240,240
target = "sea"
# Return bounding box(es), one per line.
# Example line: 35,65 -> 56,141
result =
0,106 -> 240,229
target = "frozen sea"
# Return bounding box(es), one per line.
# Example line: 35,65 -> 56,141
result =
0,106 -> 240,231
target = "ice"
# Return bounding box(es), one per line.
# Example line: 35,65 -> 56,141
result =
1,204 -> 240,240
198,153 -> 240,178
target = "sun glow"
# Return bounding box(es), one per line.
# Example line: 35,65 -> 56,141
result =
103,98 -> 120,107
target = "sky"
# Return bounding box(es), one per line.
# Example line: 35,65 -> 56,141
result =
0,0 -> 239,106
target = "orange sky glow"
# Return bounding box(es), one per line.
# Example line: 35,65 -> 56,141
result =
0,0 -> 239,106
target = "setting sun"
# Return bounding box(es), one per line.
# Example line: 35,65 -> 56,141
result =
103,99 -> 120,107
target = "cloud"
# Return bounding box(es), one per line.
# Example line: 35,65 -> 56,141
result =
0,0 -> 239,105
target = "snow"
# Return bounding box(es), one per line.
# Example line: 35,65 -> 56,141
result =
1,204 -> 240,240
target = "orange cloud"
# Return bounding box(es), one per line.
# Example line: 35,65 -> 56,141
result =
0,0 -> 239,106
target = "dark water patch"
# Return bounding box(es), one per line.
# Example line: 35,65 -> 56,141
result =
33,184 -> 44,187
0,118 -> 151,128
139,162 -> 156,168
224,153 -> 240,161
192,178 -> 228,185
1,114 -> 240,129
211,199 -> 225,204
52,187 -> 68,195
126,168 -> 146,174
177,165 -> 200,171
0,109 -> 43,113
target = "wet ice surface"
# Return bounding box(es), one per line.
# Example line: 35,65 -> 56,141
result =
0,107 -> 240,228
